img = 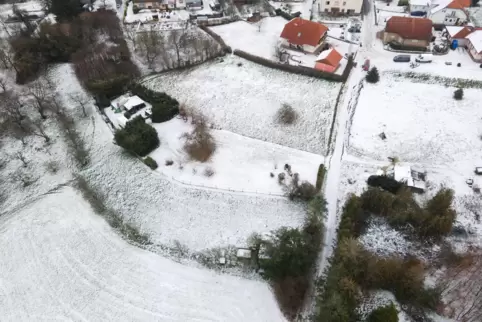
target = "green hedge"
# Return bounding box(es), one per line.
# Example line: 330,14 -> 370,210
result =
114,116 -> 160,156
368,303 -> 399,322
316,164 -> 326,192
130,83 -> 179,123
87,74 -> 131,99
143,156 -> 158,170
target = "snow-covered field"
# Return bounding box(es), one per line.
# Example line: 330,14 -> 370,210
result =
211,17 -> 286,60
348,75 -> 482,164
148,118 -> 323,195
144,56 -> 341,154
0,187 -> 286,321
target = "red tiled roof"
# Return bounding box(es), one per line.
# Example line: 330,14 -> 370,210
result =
314,63 -> 337,73
452,26 -> 475,38
447,0 -> 465,9
456,0 -> 471,6
280,17 -> 328,47
316,48 -> 343,68
385,16 -> 433,41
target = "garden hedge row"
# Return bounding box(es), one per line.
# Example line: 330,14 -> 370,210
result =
129,83 -> 179,123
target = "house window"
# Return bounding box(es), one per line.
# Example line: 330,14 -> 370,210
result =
297,32 -> 302,37
326,1 -> 330,4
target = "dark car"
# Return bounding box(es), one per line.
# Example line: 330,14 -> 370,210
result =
393,55 -> 411,62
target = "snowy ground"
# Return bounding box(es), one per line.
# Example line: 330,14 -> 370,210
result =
148,118 -> 323,195
0,187 -> 286,321
348,75 -> 482,164
211,17 -> 286,60
143,56 -> 341,155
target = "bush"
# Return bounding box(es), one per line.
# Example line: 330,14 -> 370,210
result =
367,303 -> 399,322
143,156 -> 158,170
338,194 -> 369,239
183,123 -> 216,162
133,6 -> 140,14
86,75 -> 131,99
316,164 -> 326,192
130,84 -> 179,123
288,181 -> 317,201
366,67 -> 380,83
453,88 -> 464,100
114,116 -> 160,156
367,175 -> 403,194
275,103 -> 298,125
397,0 -> 409,5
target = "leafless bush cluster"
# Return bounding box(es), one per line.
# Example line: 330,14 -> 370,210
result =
440,250 -> 482,321
183,121 -> 216,162
133,26 -> 221,71
286,173 -> 316,201
275,103 -> 298,125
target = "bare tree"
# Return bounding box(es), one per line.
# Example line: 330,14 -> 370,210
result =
257,18 -> 264,32
15,151 -> 28,167
69,93 -> 91,117
274,43 -> 284,61
0,77 -> 7,92
27,79 -> 53,119
0,39 -> 17,72
0,92 -> 27,130
125,27 -> 138,50
12,4 -> 35,34
137,27 -> 164,70
27,118 -> 51,143
170,27 -> 192,67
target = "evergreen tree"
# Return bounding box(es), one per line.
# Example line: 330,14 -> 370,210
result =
366,67 -> 380,83
453,88 -> 464,100
43,0 -> 83,22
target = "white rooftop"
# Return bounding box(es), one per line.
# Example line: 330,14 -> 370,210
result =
236,249 -> 252,259
392,165 -> 426,190
316,48 -> 334,62
430,0 -> 455,14
445,26 -> 464,37
467,30 -> 482,53
123,95 -> 146,111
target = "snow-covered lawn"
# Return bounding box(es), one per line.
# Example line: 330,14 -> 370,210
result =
348,76 -> 482,164
149,118 -> 323,195
0,187 -> 286,321
211,17 -> 286,60
143,56 -> 341,154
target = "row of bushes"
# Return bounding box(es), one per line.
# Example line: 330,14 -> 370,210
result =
199,26 -> 232,54
274,8 -> 297,21
257,196 -> 326,319
233,49 -> 347,82
315,194 -> 442,321
129,83 -> 180,123
360,187 -> 456,239
316,164 -> 326,192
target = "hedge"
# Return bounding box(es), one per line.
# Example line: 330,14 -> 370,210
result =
129,84 -> 179,123
367,175 -> 403,194
368,302 -> 399,322
86,74 -> 131,99
233,49 -> 348,82
275,8 -> 296,21
199,25 -> 232,54
143,156 -> 158,170
114,116 -> 160,156
316,164 -> 326,192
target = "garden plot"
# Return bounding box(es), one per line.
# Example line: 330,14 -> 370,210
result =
348,77 -> 482,164
149,118 -> 323,195
82,113 -> 306,251
0,187 -> 286,321
144,56 -> 341,154
211,17 -> 286,60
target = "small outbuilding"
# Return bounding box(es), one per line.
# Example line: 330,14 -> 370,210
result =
314,48 -> 343,73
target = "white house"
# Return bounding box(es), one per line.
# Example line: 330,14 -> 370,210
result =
385,165 -> 427,193
429,0 -> 469,26
466,30 -> 482,62
319,0 -> 363,15
444,25 -> 475,46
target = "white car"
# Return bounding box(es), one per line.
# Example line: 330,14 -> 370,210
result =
415,54 -> 433,63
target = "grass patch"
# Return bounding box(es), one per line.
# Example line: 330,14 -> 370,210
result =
392,72 -> 482,89
74,175 -> 150,245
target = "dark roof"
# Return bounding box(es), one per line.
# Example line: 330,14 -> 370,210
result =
385,16 -> 433,41
280,17 -> 328,47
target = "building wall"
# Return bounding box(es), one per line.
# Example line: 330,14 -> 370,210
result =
280,36 -> 325,54
430,9 -> 468,25
319,0 -> 363,15
447,34 -> 468,47
382,32 -> 429,48
410,4 -> 429,12
467,41 -> 482,61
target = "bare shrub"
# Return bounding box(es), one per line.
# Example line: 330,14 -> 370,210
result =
45,160 -> 60,174
165,159 -> 174,166
270,172 -> 274,178
204,167 -> 215,177
278,172 -> 285,184
183,122 -> 216,162
288,180 -> 317,201
275,103 -> 298,125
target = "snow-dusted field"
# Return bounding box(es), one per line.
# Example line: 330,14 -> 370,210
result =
144,56 -> 341,154
0,187 -> 286,321
149,118 -> 323,195
83,114 -> 306,251
348,76 -> 482,164
211,17 -> 286,60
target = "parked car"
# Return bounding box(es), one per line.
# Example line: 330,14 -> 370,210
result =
475,167 -> 482,175
393,55 -> 411,62
415,54 -> 433,63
